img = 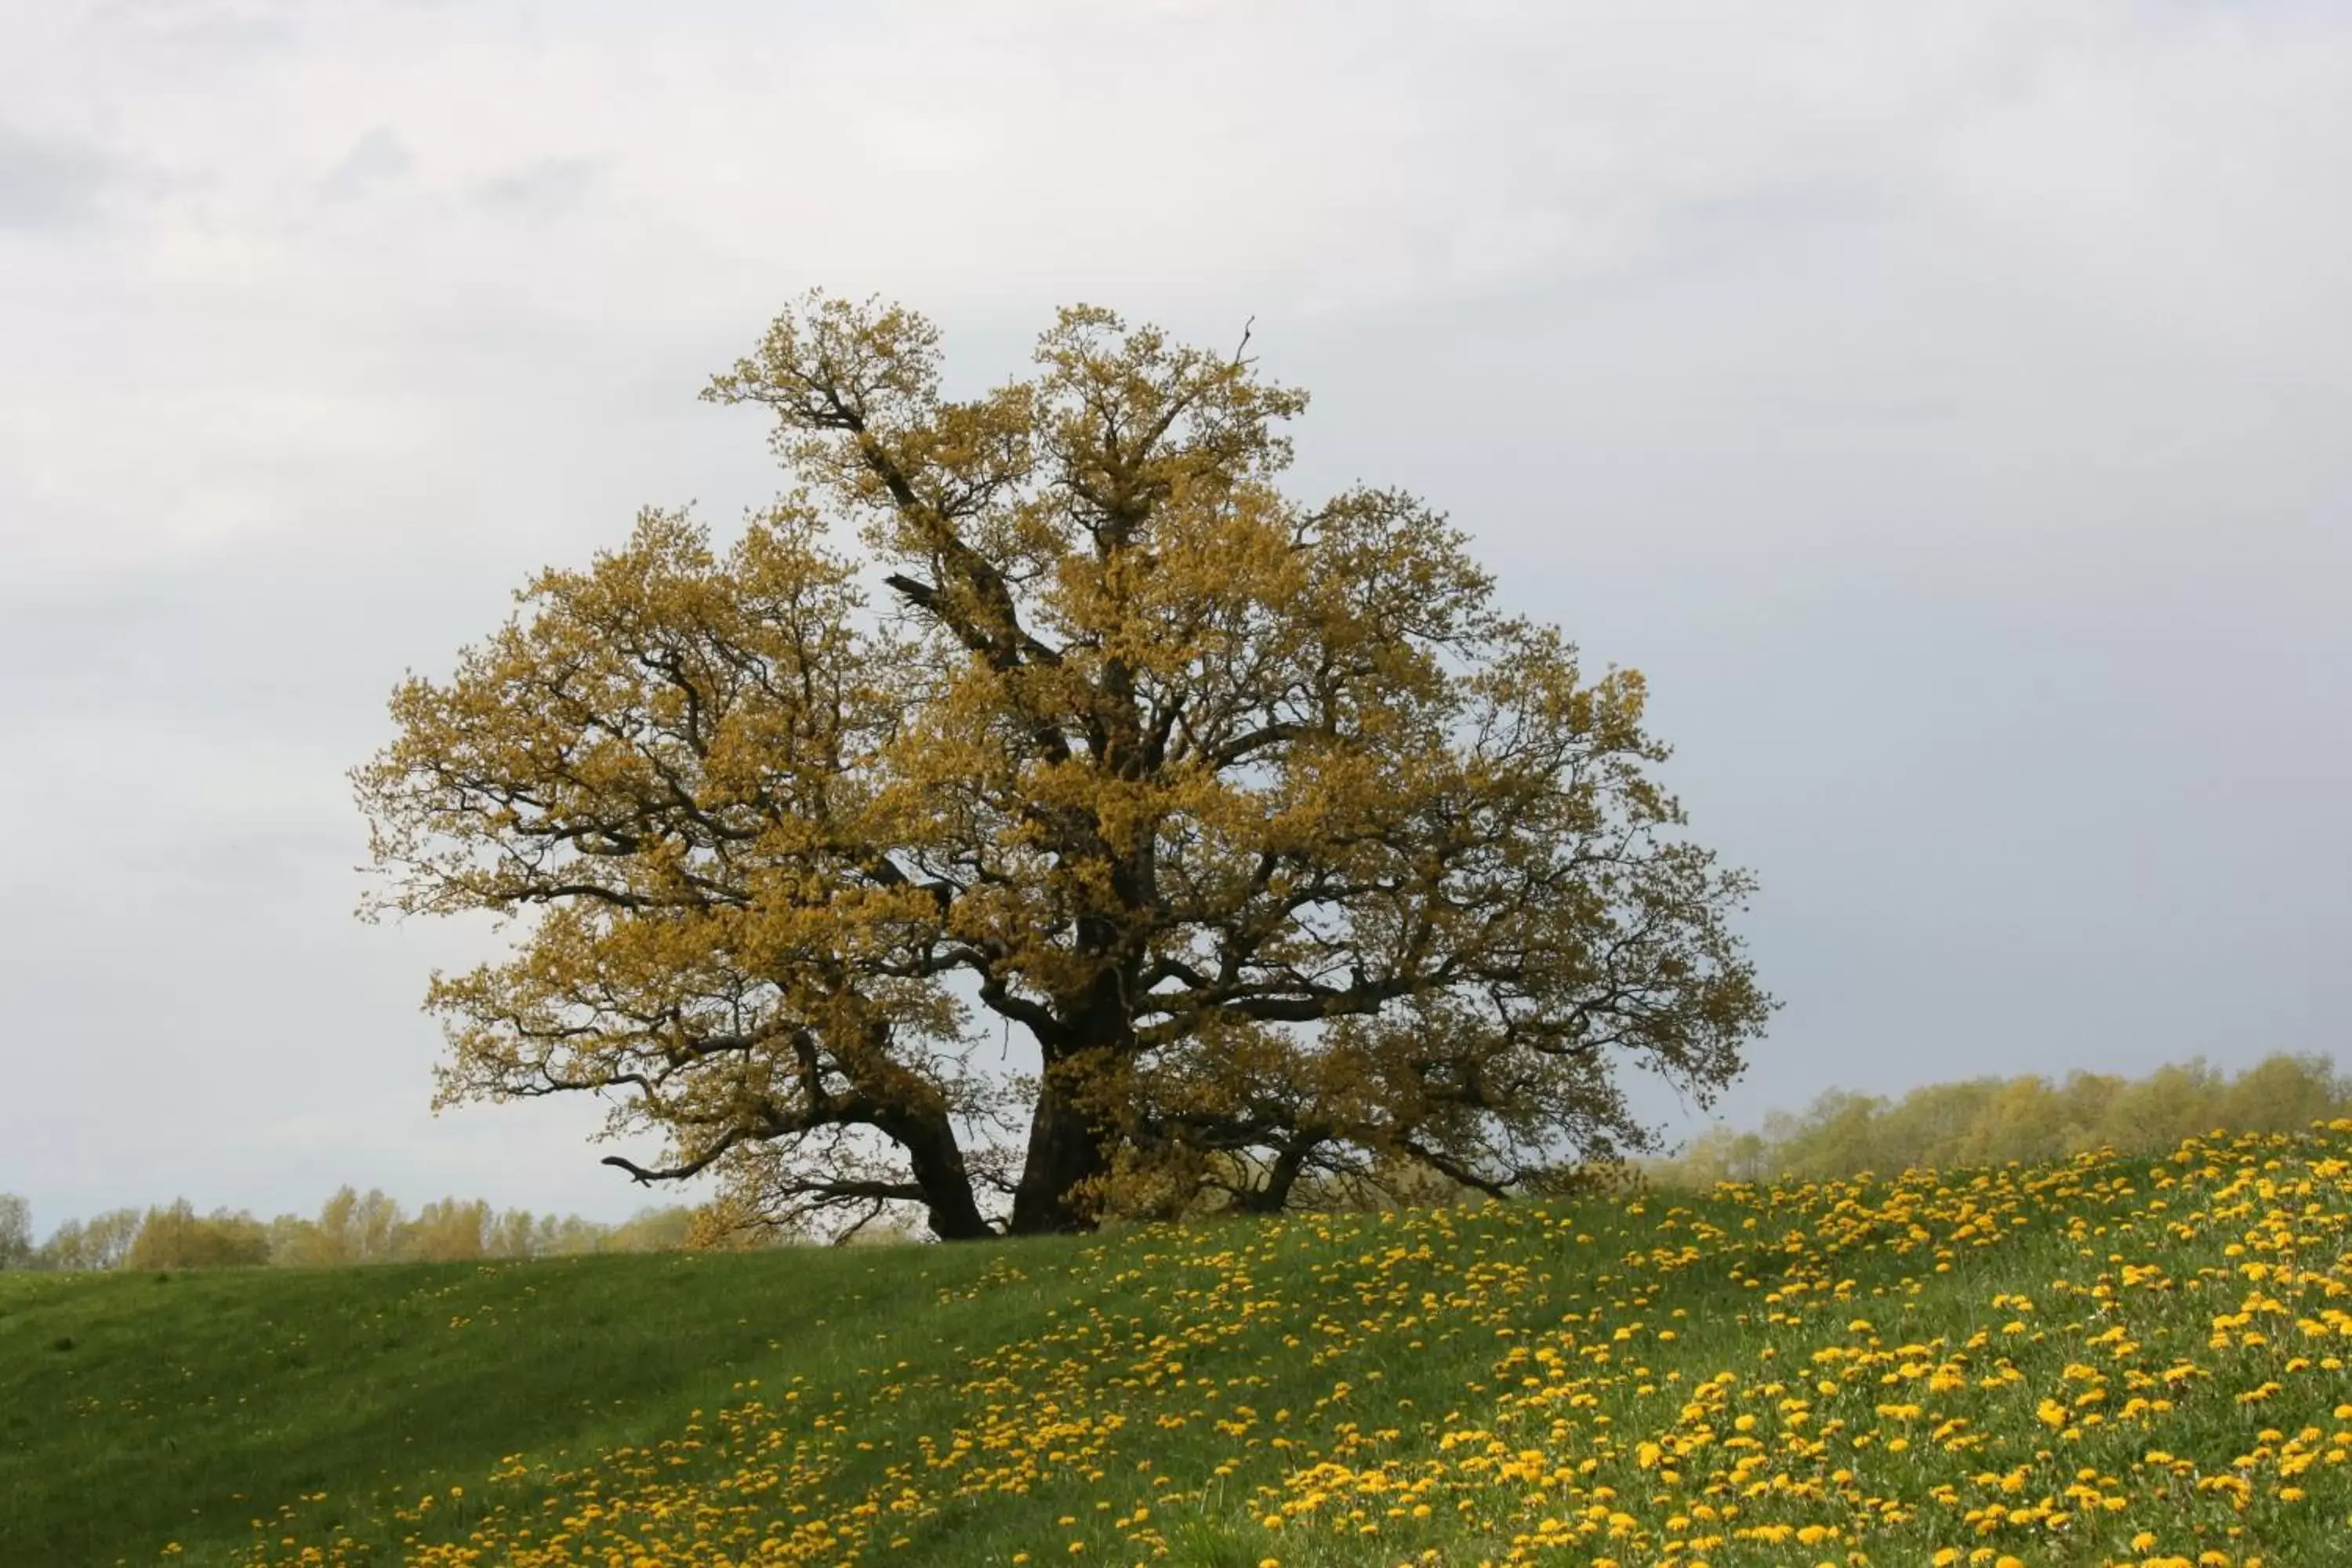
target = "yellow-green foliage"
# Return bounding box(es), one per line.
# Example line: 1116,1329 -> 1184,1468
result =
122,1200 -> 270,1271
354,292 -> 1772,1243
1,1186 -> 713,1272
189,1123 -> 2352,1568
0,1193 -> 30,1269
1653,1053 -> 2350,1187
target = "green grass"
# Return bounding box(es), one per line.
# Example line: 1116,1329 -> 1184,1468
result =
6,1133 -> 2350,1567
0,1242 -> 1054,1565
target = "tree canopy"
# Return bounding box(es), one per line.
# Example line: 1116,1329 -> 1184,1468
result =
354,294 -> 1773,1240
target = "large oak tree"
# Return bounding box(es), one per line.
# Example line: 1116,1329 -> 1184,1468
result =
356,295 -> 1773,1240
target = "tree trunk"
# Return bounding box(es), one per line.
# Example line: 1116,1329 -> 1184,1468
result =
1008,1058 -> 1115,1234
1236,1142 -> 1312,1214
881,1109 -> 996,1242
1005,951 -> 1138,1235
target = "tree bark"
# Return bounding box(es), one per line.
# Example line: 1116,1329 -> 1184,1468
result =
879,1108 -> 996,1242
1236,1141 -> 1312,1214
1007,1053 -> 1116,1234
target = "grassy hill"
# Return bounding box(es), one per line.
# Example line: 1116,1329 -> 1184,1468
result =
7,1128 -> 2350,1568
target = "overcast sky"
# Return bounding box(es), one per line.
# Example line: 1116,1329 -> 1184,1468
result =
2,0 -> 2347,1231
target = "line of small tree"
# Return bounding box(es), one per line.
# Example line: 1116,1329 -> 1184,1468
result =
0,1185 -> 774,1273
1646,1051 -> 2350,1188
13,1053 -> 2331,1265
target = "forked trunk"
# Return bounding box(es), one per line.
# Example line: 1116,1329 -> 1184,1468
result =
1234,1142 -> 1312,1214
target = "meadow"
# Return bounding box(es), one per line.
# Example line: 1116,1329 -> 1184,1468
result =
6,1125 -> 2350,1568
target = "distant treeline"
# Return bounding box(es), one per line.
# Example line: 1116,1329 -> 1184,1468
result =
1647,1052 -> 2349,1188
9,1054 -> 2340,1265
0,1186 -> 775,1273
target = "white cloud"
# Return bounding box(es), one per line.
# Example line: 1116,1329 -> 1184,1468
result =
318,124 -> 412,201
7,1 -> 2347,579
0,122 -> 123,230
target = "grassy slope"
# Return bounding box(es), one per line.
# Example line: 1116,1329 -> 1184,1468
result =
5,1129 -> 2350,1568
0,1242 -> 1043,1564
